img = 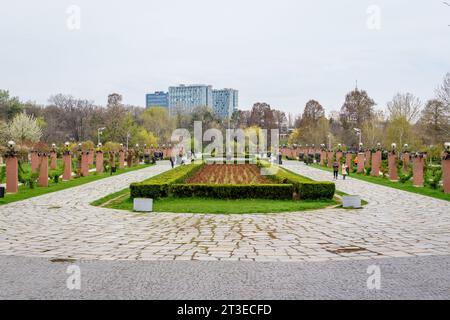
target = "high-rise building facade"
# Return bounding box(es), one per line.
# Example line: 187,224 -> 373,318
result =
146,91 -> 169,109
168,84 -> 213,115
212,89 -> 239,119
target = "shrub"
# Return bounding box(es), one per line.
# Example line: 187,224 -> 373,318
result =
170,184 -> 293,200
49,169 -> 62,184
130,164 -> 203,199
17,160 -> 39,189
297,182 -> 335,200
28,171 -> 39,189
398,169 -> 413,184
267,165 -> 335,200
0,166 -> 5,184
426,168 -> 442,190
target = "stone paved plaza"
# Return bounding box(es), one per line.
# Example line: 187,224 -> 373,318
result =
0,161 -> 449,262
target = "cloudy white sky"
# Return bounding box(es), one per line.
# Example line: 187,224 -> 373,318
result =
1,0 -> 449,115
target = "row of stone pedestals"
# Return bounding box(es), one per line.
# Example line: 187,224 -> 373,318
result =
280,147 -> 450,194
3,150 -> 133,194
281,148 -> 320,159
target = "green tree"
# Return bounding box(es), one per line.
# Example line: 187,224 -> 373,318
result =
132,127 -> 158,147
140,107 -> 175,143
0,90 -> 23,121
288,128 -> 302,145
385,116 -> 421,151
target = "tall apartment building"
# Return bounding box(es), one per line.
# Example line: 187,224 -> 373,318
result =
212,89 -> 239,119
168,84 -> 213,116
146,91 -> 169,109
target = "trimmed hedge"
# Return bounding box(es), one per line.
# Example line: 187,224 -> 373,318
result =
170,184 -> 293,200
130,164 -> 203,199
297,182 -> 335,200
261,163 -> 335,200
131,162 -> 335,201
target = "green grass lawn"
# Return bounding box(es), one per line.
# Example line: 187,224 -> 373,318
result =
0,164 -> 153,205
92,188 -> 338,214
311,164 -> 450,202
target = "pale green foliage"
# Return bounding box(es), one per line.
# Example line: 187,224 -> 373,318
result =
132,128 -> 158,147
139,107 -> 175,143
361,119 -> 385,148
385,116 -> 421,151
288,128 -> 302,145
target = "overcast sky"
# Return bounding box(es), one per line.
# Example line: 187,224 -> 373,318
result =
1,0 -> 449,115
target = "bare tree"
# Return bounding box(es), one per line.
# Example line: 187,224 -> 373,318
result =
386,92 -> 422,123
299,100 -> 325,127
104,93 -> 129,143
273,110 -> 288,135
436,73 -> 450,107
48,94 -> 96,142
418,99 -> 450,145
444,1 -> 450,26
341,88 -> 375,127
249,102 -> 276,129
340,88 -> 375,146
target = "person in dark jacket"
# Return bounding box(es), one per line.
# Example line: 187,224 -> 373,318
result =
333,161 -> 339,180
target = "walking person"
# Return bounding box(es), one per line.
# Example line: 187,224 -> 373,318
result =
333,161 -> 339,180
342,163 -> 348,180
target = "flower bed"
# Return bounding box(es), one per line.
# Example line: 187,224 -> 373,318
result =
130,162 -> 335,200
186,164 -> 273,184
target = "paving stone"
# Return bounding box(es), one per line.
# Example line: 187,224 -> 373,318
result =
0,161 -> 449,262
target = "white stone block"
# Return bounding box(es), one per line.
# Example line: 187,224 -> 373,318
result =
343,196 -> 362,209
133,198 -> 153,212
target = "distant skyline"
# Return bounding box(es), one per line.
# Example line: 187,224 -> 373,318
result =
1,0 -> 449,116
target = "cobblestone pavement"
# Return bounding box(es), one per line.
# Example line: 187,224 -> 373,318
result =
2,255 -> 450,299
0,161 -> 449,262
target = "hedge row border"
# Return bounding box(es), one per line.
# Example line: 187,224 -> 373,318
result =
130,162 -> 335,200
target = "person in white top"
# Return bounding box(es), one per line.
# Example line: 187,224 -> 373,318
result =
342,163 -> 348,180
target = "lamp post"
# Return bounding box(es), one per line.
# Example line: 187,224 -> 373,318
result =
354,128 -> 362,147
126,132 -> 131,151
97,127 -> 106,146
391,143 -> 397,152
